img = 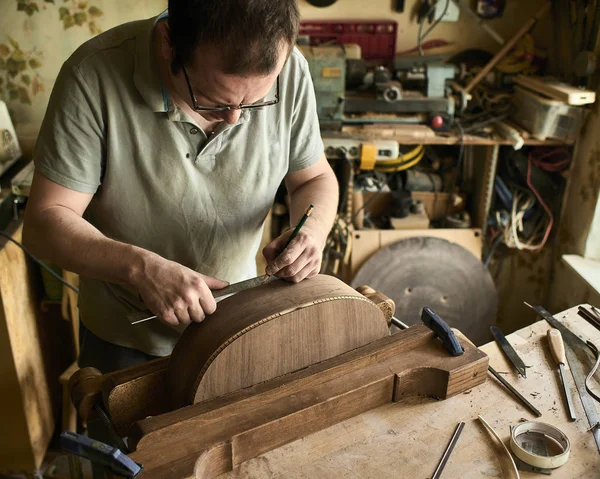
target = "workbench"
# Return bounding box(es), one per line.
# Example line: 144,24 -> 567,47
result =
215,304 -> 600,478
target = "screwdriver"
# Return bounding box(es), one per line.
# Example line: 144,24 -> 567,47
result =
547,328 -> 577,421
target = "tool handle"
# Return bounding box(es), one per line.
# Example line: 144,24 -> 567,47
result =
547,328 -> 567,366
60,431 -> 142,478
421,307 -> 463,356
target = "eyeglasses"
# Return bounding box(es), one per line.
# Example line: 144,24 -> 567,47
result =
179,59 -> 280,112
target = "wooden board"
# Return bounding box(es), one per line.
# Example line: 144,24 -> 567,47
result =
167,275 -> 390,408
331,128 -> 574,146
350,228 -> 483,278
0,223 -> 53,473
120,326 -> 488,478
390,212 -> 430,230
514,75 -> 596,105
198,305 -> 598,479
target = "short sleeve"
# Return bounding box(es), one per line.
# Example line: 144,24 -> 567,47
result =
288,54 -> 324,172
34,62 -> 104,193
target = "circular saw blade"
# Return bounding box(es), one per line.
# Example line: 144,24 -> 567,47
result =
351,236 -> 497,345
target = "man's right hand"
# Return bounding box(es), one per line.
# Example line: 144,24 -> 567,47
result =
132,253 -> 228,327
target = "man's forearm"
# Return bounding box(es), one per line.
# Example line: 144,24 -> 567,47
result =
288,171 -> 339,246
23,206 -> 150,287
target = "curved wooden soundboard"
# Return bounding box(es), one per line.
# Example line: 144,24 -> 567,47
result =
167,275 -> 390,408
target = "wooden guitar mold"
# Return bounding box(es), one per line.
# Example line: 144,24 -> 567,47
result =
167,275 -> 391,408
124,326 -> 488,478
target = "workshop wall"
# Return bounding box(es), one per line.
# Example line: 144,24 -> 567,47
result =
549,95 -> 600,313
299,0 -> 553,57
2,0 -> 552,153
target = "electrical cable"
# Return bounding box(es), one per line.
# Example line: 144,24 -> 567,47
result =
442,120 -> 466,226
483,231 -> 503,268
374,149 -> 425,172
529,147 -> 571,173
0,230 -> 79,294
525,154 -> 554,251
418,0 -> 451,56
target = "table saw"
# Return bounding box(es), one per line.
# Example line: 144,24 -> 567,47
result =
69,274 -> 489,478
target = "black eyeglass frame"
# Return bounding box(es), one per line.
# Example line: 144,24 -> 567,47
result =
179,59 -> 280,112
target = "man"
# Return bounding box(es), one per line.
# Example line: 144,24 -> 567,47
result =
23,0 -> 338,374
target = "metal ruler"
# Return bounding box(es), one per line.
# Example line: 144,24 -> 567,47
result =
130,275 -> 278,325
525,302 -> 600,453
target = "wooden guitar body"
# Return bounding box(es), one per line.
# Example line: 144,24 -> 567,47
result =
168,275 -> 390,407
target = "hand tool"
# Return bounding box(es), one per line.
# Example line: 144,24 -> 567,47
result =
525,302 -> 600,453
60,431 -> 142,478
491,325 -> 528,378
131,205 -> 315,326
432,422 -> 465,479
547,328 -> 577,421
391,315 -> 410,330
391,308 -> 463,357
578,305 -> 600,331
487,365 -> 542,417
130,274 -> 278,325
421,307 -> 463,356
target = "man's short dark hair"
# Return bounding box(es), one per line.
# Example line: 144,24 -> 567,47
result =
168,0 -> 300,76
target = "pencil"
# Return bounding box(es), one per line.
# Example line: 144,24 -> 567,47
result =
284,204 -> 314,249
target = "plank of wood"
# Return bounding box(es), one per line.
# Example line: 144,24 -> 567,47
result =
121,327 -> 487,478
167,275 -> 389,408
341,124 -> 437,139
0,224 -> 54,473
351,228 -> 483,277
331,128 -> 575,145
514,75 -> 596,105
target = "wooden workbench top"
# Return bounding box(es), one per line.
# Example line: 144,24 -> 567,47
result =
217,305 -> 600,478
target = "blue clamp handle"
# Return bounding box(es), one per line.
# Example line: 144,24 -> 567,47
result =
60,431 -> 142,478
421,307 -> 464,356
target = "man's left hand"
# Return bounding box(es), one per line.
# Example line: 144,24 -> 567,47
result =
263,223 -> 325,283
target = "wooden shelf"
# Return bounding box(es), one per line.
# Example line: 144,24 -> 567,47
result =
325,125 -> 575,146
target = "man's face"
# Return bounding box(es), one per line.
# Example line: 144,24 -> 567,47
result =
173,44 -> 287,125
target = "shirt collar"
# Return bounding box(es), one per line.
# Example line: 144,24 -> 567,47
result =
134,10 -> 169,113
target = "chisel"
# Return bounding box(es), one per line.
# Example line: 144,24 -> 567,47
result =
547,328 -> 577,421
491,325 -> 528,378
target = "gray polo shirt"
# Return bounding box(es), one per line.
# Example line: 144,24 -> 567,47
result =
33,12 -> 324,356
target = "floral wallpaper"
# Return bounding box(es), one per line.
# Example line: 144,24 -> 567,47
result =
0,0 -> 169,151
